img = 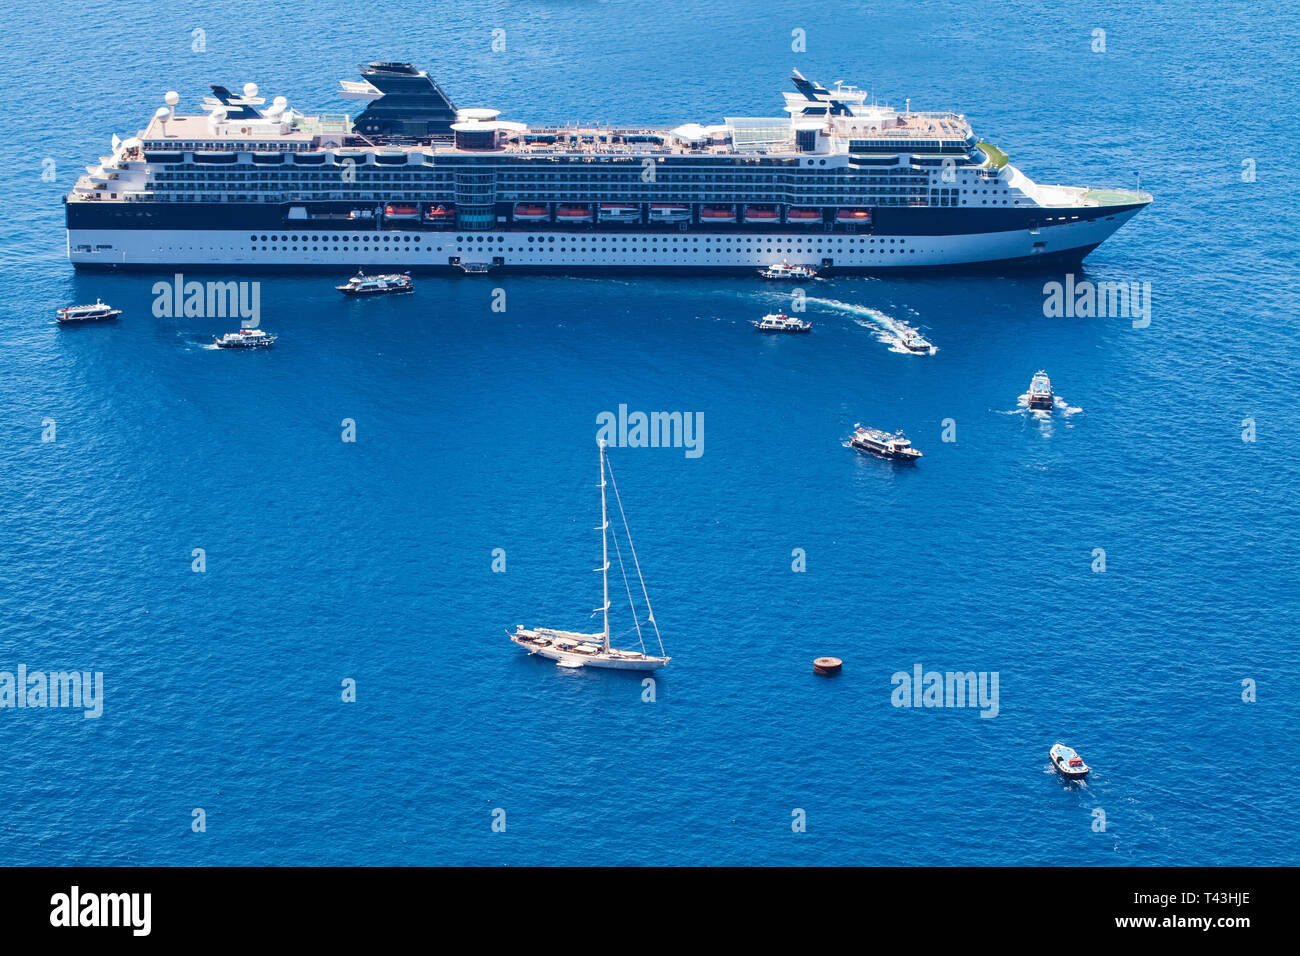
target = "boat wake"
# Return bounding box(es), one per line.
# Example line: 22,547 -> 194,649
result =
1053,395 -> 1083,416
999,393 -> 1083,436
1011,393 -> 1083,415
1043,763 -> 1089,787
796,296 -> 936,354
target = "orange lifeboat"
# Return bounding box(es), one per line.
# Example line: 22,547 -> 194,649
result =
786,207 -> 821,222
744,205 -> 779,223
513,203 -> 551,221
556,203 -> 594,221
836,208 -> 872,223
700,205 -> 737,222
384,202 -> 420,219
424,204 -> 455,220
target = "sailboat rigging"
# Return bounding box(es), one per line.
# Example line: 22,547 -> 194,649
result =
509,439 -> 670,671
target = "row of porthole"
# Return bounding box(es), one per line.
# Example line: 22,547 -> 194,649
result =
246,240 -> 910,252
250,234 -> 425,243
248,245 -> 919,255
542,247 -> 918,254
454,235 -> 906,244
248,233 -> 925,245
256,247 -> 435,253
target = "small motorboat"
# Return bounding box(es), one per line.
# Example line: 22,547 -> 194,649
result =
899,329 -> 933,353
753,313 -> 812,334
1027,370 -> 1054,410
56,299 -> 121,324
335,270 -> 414,296
1049,743 -> 1090,779
760,261 -> 818,280
214,328 -> 276,349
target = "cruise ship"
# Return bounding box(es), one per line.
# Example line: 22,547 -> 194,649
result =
66,62 -> 1151,273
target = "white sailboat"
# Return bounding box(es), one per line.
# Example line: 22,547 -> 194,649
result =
509,439 -> 670,671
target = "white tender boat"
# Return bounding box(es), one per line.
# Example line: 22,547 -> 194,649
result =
214,328 -> 276,349
899,328 -> 933,353
1049,743 -> 1090,779
335,270 -> 414,295
759,261 -> 818,280
510,439 -> 670,672
849,424 -> 922,462
753,312 -> 812,333
1027,370 -> 1054,410
56,298 -> 121,323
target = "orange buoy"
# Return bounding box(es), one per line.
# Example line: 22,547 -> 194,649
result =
813,656 -> 842,675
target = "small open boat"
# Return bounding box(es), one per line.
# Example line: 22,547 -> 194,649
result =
1049,742 -> 1090,779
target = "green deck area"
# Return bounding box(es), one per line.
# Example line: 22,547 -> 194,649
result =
978,141 -> 1009,169
1084,187 -> 1152,206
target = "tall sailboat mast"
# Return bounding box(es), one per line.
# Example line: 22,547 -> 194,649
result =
507,437 -> 669,672
599,439 -> 611,651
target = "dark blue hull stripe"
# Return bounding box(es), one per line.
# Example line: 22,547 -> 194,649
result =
71,243 -> 1104,275
66,201 -> 1145,237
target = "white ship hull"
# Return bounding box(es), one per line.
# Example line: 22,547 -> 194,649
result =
68,209 -> 1141,271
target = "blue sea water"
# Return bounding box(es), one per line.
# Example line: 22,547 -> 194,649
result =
1,0 -> 1297,866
